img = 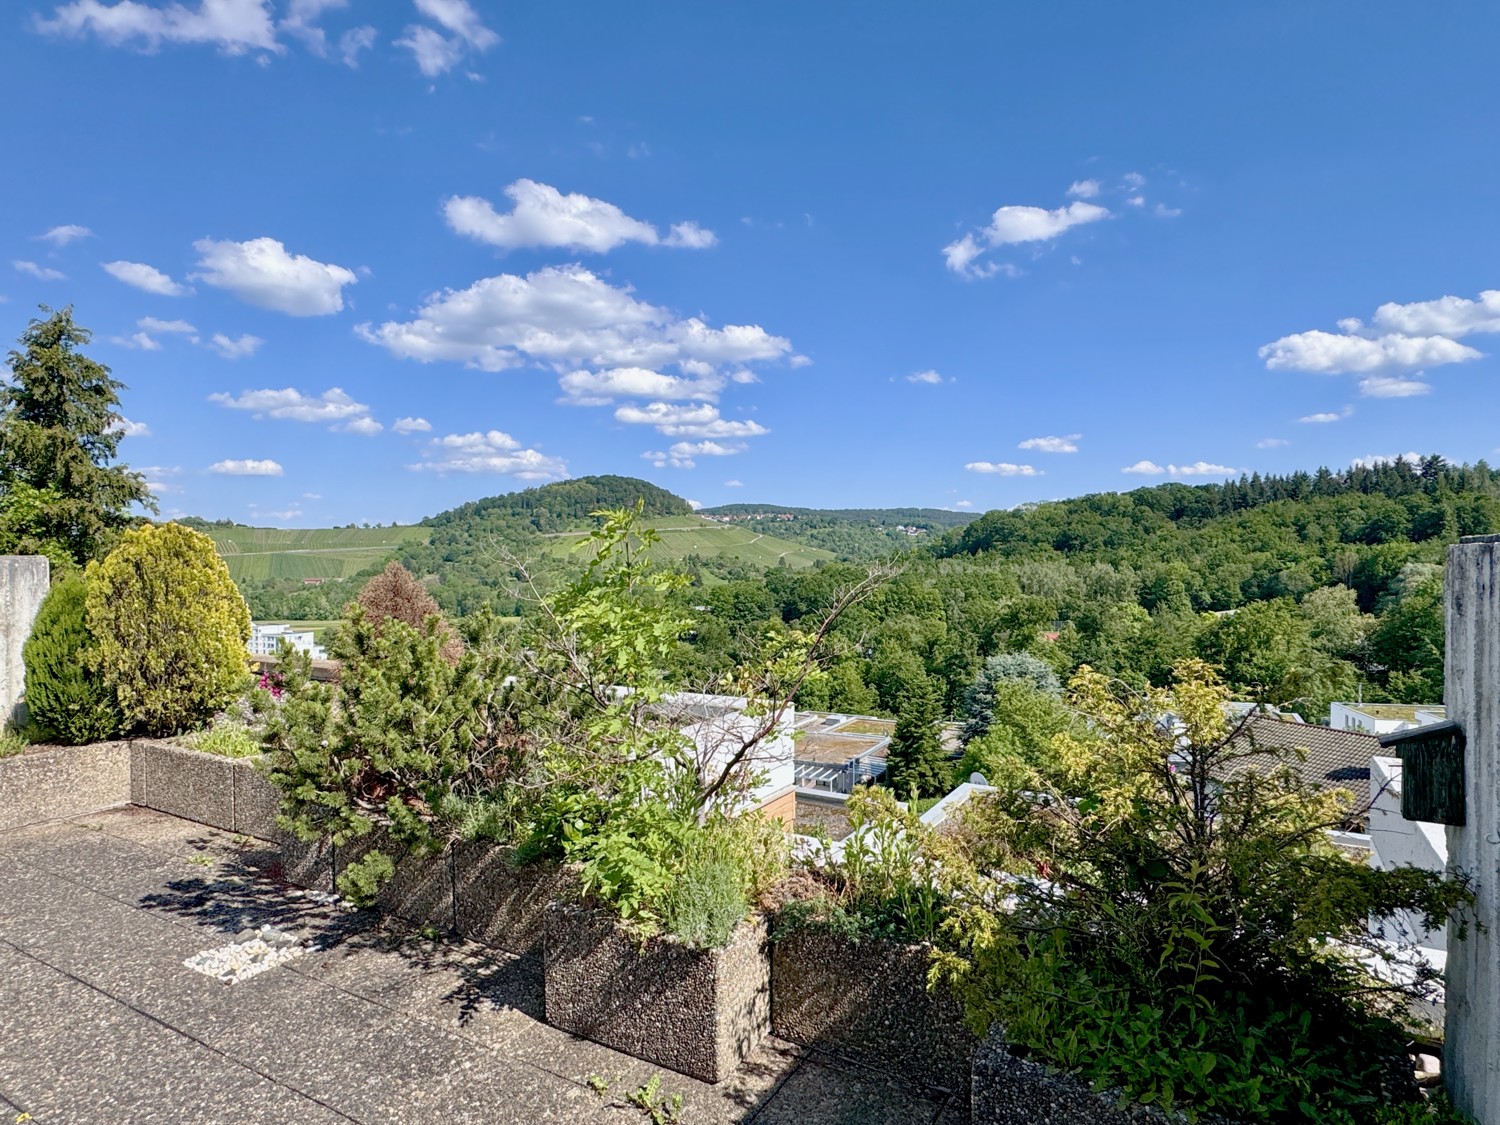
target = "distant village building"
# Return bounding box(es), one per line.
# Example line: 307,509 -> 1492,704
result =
248,622 -> 327,660
1329,702 -> 1447,736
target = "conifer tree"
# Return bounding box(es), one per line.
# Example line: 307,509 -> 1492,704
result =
0,307 -> 153,564
885,674 -> 948,798
22,574 -> 120,743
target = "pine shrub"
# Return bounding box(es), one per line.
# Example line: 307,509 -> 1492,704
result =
85,523 -> 251,736
353,560 -> 462,663
22,574 -> 120,743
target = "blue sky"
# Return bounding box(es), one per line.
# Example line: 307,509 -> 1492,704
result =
2,1 -> 1497,526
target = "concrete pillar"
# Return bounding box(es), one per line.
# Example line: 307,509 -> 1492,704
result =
1445,534 -> 1500,1123
0,555 -> 50,728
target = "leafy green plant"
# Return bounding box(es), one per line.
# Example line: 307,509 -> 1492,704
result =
779,786 -> 961,944
661,816 -> 783,948
84,523 -> 251,736
0,727 -> 32,759
933,660 -> 1473,1124
1371,1093 -> 1474,1125
22,574 -> 120,744
624,1074 -> 683,1124
183,720 -> 262,758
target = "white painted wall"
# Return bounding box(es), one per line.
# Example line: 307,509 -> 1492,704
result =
0,556 -> 49,728
1330,702 -> 1410,735
675,692 -> 796,812
1368,755 -> 1449,953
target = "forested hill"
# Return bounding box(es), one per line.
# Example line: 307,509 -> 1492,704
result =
423,475 -> 692,533
696,504 -> 977,558
941,456 -> 1498,563
221,459 -> 1498,718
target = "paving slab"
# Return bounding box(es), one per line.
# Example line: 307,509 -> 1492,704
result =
0,808 -> 945,1124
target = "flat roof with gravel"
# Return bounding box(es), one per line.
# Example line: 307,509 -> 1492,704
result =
0,808 -> 968,1125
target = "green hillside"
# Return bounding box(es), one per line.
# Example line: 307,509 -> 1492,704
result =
539,515 -> 835,570
195,523 -> 427,582
695,503 -> 977,559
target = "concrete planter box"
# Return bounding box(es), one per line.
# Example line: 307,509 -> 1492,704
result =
130,740 -> 280,840
772,925 -> 975,1093
453,839 -> 579,955
335,831 -> 456,932
543,903 -> 771,1083
972,1031 -> 1179,1125
0,741 -> 132,831
278,830 -> 335,891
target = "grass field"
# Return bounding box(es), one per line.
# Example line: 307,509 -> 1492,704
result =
539,516 -> 835,570
207,524 -> 427,582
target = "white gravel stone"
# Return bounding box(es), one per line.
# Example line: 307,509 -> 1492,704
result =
184,924 -> 305,984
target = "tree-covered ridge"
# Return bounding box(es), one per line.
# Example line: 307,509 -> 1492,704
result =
697,504 -> 978,559
424,475 -> 692,531
943,456 -> 1498,569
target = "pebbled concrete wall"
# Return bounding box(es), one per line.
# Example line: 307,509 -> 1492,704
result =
0,741 -> 131,831
972,1031 -> 1184,1124
453,840 -> 578,955
543,903 -> 770,1083
1445,535 -> 1500,1124
772,926 -> 975,1094
0,555 -> 49,728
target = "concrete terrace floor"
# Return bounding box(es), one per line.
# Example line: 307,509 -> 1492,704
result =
0,808 -> 970,1125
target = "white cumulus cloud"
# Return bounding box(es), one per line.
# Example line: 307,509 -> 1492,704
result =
560,366 -> 723,405
114,417 -> 151,438
1018,434 -> 1080,454
396,0 -> 498,76
359,264 -> 791,376
140,316 -> 196,334
340,415 -> 383,436
410,429 -> 565,478
944,200 -> 1109,277
906,369 -> 945,385
392,416 -> 432,433
1122,460 -> 1165,475
36,0 -> 281,55
1298,410 -> 1347,424
192,237 -> 356,316
641,439 -> 746,470
1259,330 -> 1479,375
1066,179 -> 1100,199
13,261 -> 67,281
109,331 -> 162,350
208,332 -> 264,359
1169,462 -> 1237,477
965,462 -> 1040,476
983,202 -> 1110,246
209,386 -> 374,428
102,259 -> 192,296
1371,290 -> 1500,338
38,224 -> 92,246
443,179 -> 715,254
1351,452 -> 1424,470
1359,375 -> 1431,398
209,458 -> 283,476
616,402 -> 768,439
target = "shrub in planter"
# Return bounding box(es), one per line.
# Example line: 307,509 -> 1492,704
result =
934,661 -> 1473,1125
84,523 -> 251,736
263,608 -> 531,904
353,560 -> 462,664
22,574 -> 120,743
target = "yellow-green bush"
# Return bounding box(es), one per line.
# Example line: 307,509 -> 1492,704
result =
85,523 -> 251,736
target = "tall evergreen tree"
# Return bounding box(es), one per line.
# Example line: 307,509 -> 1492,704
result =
885,674 -> 948,798
0,307 -> 153,564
